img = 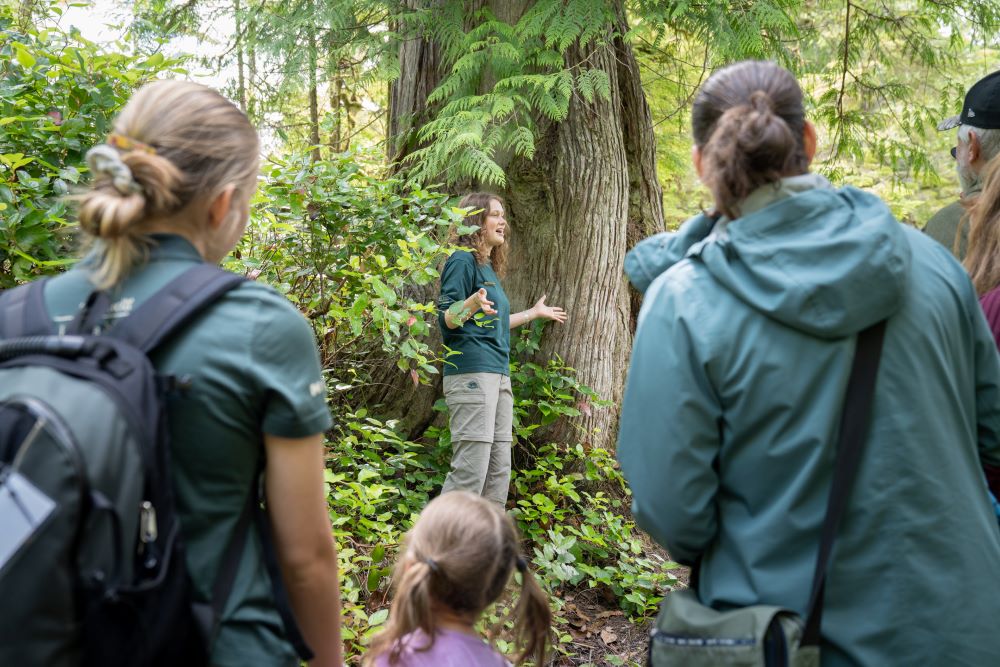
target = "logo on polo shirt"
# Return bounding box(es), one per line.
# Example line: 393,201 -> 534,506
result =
309,381 -> 324,397
969,108 -> 977,118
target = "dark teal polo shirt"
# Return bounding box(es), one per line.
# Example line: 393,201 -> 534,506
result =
43,234 -> 332,667
437,251 -> 510,376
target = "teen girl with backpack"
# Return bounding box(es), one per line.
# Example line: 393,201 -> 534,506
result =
40,80 -> 341,666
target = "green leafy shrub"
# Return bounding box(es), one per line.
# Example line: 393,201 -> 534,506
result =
235,150 -> 467,405
321,309 -> 676,662
510,322 -> 606,442
512,440 -> 679,620
325,409 -> 451,648
0,4 -> 179,286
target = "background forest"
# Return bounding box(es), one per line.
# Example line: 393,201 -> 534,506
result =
2,0 -> 998,663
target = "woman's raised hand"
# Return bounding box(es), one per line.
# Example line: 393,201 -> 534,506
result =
531,295 -> 567,323
471,288 -> 497,316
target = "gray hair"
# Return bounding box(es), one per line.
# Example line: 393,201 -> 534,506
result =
959,124 -> 1000,163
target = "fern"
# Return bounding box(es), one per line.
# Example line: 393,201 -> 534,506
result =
510,125 -> 536,159
392,0 -> 629,187
464,147 -> 507,185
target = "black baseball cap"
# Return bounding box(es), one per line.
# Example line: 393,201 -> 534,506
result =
938,69 -> 1000,131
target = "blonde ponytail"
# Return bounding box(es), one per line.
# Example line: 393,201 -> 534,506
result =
510,560 -> 552,667
78,145 -> 184,288
365,492 -> 553,667
76,80 -> 260,289
365,558 -> 438,666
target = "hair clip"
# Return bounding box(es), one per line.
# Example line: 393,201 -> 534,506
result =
424,557 -> 441,574
107,132 -> 157,155
515,556 -> 528,573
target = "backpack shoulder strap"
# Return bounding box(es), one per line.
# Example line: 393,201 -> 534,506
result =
108,264 -> 246,353
0,279 -> 53,338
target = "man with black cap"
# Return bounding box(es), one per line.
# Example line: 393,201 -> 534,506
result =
924,69 -> 1000,258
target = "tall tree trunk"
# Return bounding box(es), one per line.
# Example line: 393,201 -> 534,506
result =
234,0 -> 247,111
612,2 -> 666,330
330,68 -> 343,153
383,0 -> 663,449
247,18 -> 257,118
387,0 -> 445,166
307,4 -> 321,162
501,6 -> 664,446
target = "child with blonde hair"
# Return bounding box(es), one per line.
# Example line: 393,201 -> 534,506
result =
365,491 -> 551,667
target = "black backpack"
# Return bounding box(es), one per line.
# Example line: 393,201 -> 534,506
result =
0,264 -> 312,667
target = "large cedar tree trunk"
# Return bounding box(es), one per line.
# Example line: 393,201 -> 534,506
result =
382,0 -> 664,449
499,2 -> 664,446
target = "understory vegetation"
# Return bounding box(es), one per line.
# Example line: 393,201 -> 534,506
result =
3,0 -> 998,664
236,152 -> 681,660
0,15 -> 679,653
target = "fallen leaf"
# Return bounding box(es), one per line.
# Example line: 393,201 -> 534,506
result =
410,369 -> 419,387
600,629 -> 618,644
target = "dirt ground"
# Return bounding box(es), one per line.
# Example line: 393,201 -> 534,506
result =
553,551 -> 690,667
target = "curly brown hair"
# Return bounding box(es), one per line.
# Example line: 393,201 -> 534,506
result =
453,192 -> 508,276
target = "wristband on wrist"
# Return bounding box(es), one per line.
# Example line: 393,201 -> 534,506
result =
448,301 -> 472,324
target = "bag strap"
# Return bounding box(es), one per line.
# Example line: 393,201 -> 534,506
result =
800,319 -> 887,647
0,279 -> 53,338
107,264 -> 245,353
252,472 -> 315,660
66,290 -> 113,336
205,465 -> 314,661
197,480 -> 255,648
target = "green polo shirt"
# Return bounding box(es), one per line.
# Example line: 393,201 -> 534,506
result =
437,251 -> 510,376
43,234 -> 332,667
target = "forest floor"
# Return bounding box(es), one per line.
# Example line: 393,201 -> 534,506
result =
555,545 -> 690,666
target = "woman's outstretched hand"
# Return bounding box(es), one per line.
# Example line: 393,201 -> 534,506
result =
531,295 -> 567,323
473,288 -> 498,316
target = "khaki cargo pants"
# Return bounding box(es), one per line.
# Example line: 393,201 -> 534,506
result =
440,372 -> 513,505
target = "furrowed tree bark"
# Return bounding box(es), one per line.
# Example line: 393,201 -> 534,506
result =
493,0 -> 664,448
613,2 -> 666,331
387,0 -> 445,165
502,27 -> 663,446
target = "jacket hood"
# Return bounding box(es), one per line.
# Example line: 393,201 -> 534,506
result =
626,185 -> 911,338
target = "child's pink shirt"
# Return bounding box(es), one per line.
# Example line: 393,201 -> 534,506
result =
373,628 -> 510,667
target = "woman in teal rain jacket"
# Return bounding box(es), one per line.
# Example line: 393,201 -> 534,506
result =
618,61 -> 1000,666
